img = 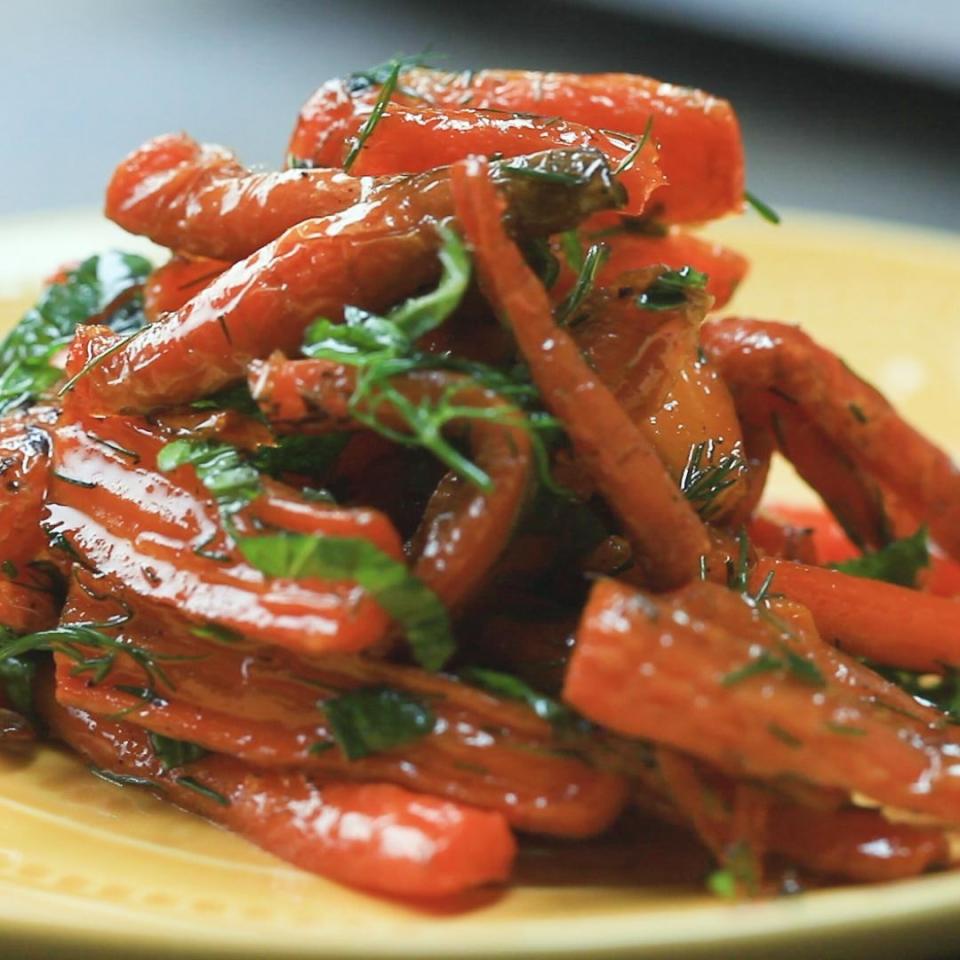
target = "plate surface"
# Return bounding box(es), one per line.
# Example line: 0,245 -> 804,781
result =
0,210 -> 959,960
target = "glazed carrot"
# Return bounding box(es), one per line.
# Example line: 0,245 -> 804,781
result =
0,410 -> 54,566
452,156 -> 709,589
107,133 -> 378,261
41,690 -> 516,898
767,805 -> 948,882
44,412 -> 400,656
564,578 -> 960,821
746,514 -> 817,564
290,68 -> 745,223
300,102 -> 664,217
53,576 -> 627,838
78,149 -> 622,413
144,256 -> 231,320
571,271 -> 747,518
766,399 -> 892,551
703,318 -> 960,560
760,505 -> 861,566
754,557 -> 960,672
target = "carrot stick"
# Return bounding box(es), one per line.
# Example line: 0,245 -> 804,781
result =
451,157 -> 709,589
290,68 -> 745,223
754,557 -> 960,672
41,688 -> 516,898
564,577 -> 960,821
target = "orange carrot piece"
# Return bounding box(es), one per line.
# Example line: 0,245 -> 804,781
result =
290,68 -> 745,223
107,132 -> 374,261
302,102 -> 663,217
703,318 -> 960,560
767,805 -> 947,882
564,578 -> 960,822
451,157 -> 708,588
754,557 -> 960,672
42,692 -> 515,898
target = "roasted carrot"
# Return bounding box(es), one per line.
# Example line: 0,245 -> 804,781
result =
290,68 -> 745,223
296,101 -> 663,217
754,557 -> 960,672
451,156 -> 709,589
565,578 -> 960,821
41,688 -> 516,898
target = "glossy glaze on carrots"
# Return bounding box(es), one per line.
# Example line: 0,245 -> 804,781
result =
2,60 -> 959,903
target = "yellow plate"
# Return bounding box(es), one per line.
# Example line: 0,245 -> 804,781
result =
1,210 -> 959,960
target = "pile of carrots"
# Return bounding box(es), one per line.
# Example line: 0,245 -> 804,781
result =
2,60 -> 960,901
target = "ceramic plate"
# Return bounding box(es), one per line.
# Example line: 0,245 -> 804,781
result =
1,209 -> 959,960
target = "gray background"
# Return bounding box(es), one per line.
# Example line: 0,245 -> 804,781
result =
1,0 -> 958,229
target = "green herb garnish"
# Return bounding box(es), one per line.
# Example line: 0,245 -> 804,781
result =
613,116 -> 653,176
343,59 -> 402,172
680,441 -> 744,519
0,251 -> 151,413
555,242 -> 609,326
236,532 -> 453,670
832,527 -> 929,588
149,732 -> 209,771
744,190 -> 781,225
460,667 -> 575,728
175,776 -> 230,806
323,686 -> 436,760
636,266 -> 708,312
0,654 -> 36,718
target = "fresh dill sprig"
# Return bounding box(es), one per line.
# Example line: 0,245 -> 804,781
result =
303,225 -> 561,493
343,59 -> 402,172
613,116 -> 653,176
555,242 -> 609,326
635,266 -> 708,312
680,441 -> 744,519
0,622 -> 194,693
744,190 -> 781,225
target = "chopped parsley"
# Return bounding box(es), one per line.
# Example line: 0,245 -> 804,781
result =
323,687 -> 436,760
832,527 -> 929,588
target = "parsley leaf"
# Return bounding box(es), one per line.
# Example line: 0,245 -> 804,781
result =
157,440 -> 261,517
635,266 -> 708,312
148,732 -> 208,771
323,686 -> 436,760
0,654 -> 36,718
235,532 -> 454,670
555,242 -> 609,326
460,667 -> 576,728
832,527 -> 930,588
0,251 -> 151,414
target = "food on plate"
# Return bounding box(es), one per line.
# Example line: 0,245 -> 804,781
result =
2,59 -> 959,902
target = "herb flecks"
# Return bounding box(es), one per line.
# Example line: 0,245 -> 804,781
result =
744,190 -> 781,225
343,59 -> 402,172
323,687 -> 436,760
636,266 -> 708,312
237,532 -> 454,671
0,251 -> 151,414
680,441 -> 744,519
832,527 -> 930,588
555,242 -> 609,326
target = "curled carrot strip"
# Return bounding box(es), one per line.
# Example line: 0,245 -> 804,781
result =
703,318 -> 960,559
754,557 -> 960,672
